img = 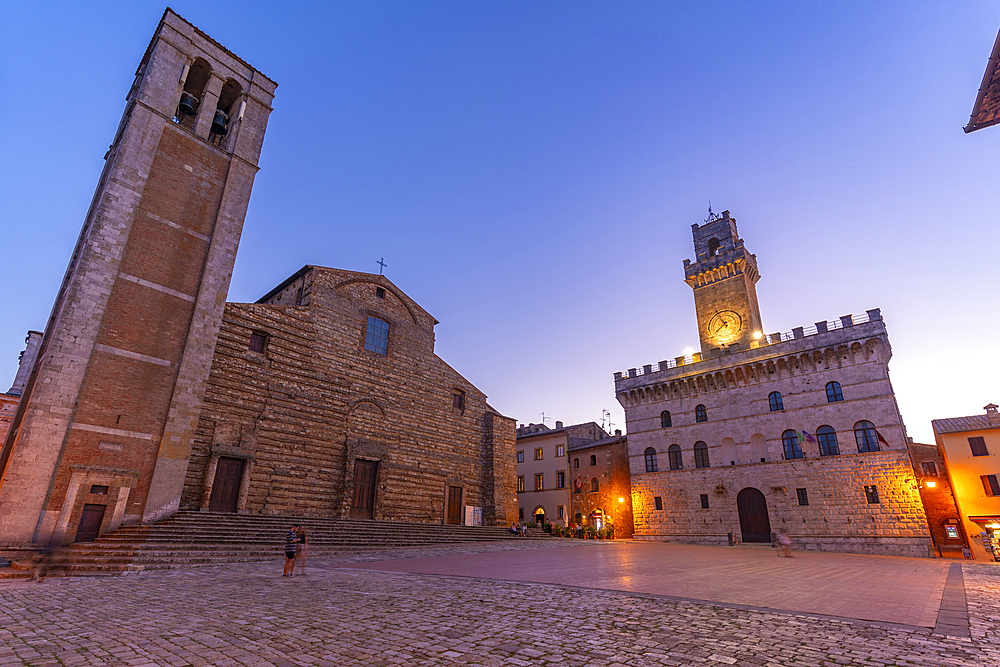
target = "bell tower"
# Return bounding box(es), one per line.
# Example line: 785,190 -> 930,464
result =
683,210 -> 763,354
0,9 -> 276,545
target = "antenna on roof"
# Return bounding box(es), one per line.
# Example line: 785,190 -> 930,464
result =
705,201 -> 722,223
601,409 -> 614,433
540,412 -> 549,425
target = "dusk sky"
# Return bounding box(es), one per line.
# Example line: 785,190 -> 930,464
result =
2,2 -> 998,445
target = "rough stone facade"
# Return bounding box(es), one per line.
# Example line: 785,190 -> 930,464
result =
615,213 -> 932,557
0,9 -> 275,545
907,441 -> 968,557
568,433 -> 634,538
178,266 -> 517,526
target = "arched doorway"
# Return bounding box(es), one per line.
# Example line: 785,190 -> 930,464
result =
736,487 -> 771,543
590,509 -> 604,530
533,507 -> 545,526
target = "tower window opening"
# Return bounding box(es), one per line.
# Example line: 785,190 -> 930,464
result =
210,78 -> 242,146
708,238 -> 720,257
175,57 -> 211,129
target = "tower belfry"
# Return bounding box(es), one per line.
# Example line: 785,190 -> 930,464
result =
683,210 -> 763,354
0,9 -> 276,545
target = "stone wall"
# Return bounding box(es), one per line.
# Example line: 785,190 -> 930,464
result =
181,266 -> 516,525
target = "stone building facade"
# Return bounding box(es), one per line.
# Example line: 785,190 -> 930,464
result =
0,9 -> 276,546
615,212 -> 931,557
179,266 -> 517,527
568,432 -> 634,538
516,421 -> 607,527
906,441 -> 968,557
0,332 -> 43,447
932,404 -> 1000,561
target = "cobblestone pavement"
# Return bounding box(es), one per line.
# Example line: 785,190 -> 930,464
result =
0,540 -> 996,667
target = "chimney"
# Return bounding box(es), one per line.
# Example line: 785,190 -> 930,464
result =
555,421 -> 563,429
615,429 -> 622,437
986,403 -> 999,425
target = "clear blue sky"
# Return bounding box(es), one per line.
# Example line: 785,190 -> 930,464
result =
2,2 -> 998,444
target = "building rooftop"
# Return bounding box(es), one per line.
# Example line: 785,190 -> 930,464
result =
932,405 -> 1000,435
966,27 -> 1000,133
568,432 -> 625,453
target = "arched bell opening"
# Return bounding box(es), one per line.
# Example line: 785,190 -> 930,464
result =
175,57 -> 211,129
210,78 -> 243,146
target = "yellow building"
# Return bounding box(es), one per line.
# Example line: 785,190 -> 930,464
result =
932,404 -> 1000,561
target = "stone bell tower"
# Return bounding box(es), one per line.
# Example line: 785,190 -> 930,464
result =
683,210 -> 763,354
0,9 -> 276,545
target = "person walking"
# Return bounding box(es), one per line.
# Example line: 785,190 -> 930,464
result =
296,525 -> 308,575
777,528 -> 794,558
283,524 -> 300,576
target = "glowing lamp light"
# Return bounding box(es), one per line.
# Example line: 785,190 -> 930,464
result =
618,497 -> 625,503
753,331 -> 763,340
682,347 -> 695,356
925,480 -> 937,488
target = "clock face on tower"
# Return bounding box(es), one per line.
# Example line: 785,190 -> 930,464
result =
708,310 -> 743,344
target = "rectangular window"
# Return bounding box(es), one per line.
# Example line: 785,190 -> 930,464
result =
699,494 -> 709,509
796,488 -> 809,506
89,485 -> 109,495
452,391 -> 465,412
556,445 -> 565,457
535,473 -> 543,491
654,496 -> 663,510
556,471 -> 565,489
516,451 -> 524,463
558,506 -> 564,520
921,461 -> 938,476
517,476 -> 524,493
518,507 -> 523,520
970,437 -> 989,457
534,448 -> 543,461
248,332 -> 267,354
364,316 -> 389,355
864,485 -> 880,504
983,474 -> 1000,496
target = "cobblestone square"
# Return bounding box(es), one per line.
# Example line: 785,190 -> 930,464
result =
0,541 -> 997,666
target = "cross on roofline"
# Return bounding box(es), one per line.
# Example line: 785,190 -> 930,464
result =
377,257 -> 387,275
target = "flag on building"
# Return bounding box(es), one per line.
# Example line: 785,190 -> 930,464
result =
876,429 -> 889,447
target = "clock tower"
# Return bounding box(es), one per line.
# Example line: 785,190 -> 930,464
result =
683,210 -> 763,354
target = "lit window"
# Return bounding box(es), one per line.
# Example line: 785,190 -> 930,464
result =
825,381 -> 843,402
854,421 -> 880,453
694,441 -> 710,468
534,448 -> 543,461
768,392 -> 783,412
660,411 -> 672,428
864,485 -> 880,504
983,475 -> 1000,496
695,404 -> 708,423
556,445 -> 565,457
782,430 -> 803,459
249,332 -> 267,354
517,476 -> 524,493
817,425 -> 840,456
644,447 -> 658,473
364,317 -> 389,355
590,478 -> 599,493
796,488 -> 809,506
668,445 -> 683,470
535,473 -> 543,491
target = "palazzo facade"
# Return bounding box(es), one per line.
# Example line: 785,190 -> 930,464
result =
615,211 -> 932,557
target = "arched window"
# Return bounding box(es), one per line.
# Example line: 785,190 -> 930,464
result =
695,404 -> 708,423
176,57 -> 212,128
573,458 -> 580,469
768,391 -> 784,411
817,425 -> 840,456
708,238 -> 720,256
590,478 -> 599,493
826,381 -> 843,402
854,421 -> 880,452
660,410 -> 672,428
644,447 -> 658,472
668,444 -> 683,470
210,78 -> 243,144
590,454 -> 597,466
782,430 -> 804,459
694,441 -> 710,468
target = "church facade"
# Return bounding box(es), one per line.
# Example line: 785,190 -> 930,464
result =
615,212 -> 932,557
